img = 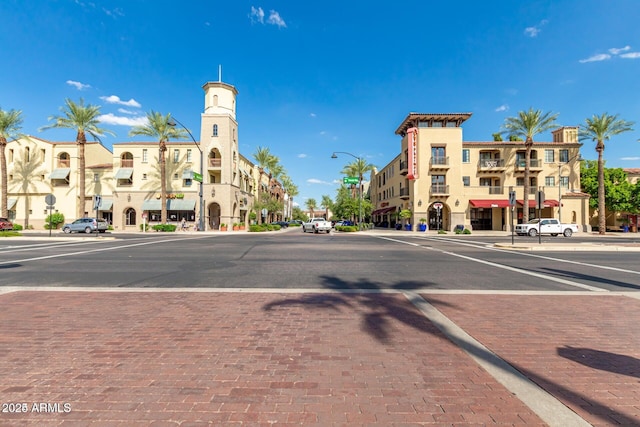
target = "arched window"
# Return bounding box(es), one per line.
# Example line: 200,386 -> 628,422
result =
213,95 -> 218,106
213,124 -> 218,137
58,152 -> 70,167
125,208 -> 136,226
121,152 -> 134,167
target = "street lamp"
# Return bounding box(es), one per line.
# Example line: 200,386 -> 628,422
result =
331,151 -> 362,227
167,117 -> 204,232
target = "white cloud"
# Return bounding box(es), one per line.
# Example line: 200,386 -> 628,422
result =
620,52 -> 640,59
495,104 -> 509,112
609,46 -> 631,55
297,153 -> 307,158
307,178 -> 332,185
102,7 -> 124,18
97,113 -> 147,126
100,95 -> 141,108
250,6 -> 265,24
579,53 -> 611,63
309,113 -> 316,118
66,80 -> 91,90
267,10 -> 286,28
621,156 -> 640,161
117,108 -> 137,115
524,19 -> 548,37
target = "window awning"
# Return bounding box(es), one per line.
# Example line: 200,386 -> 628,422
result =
49,168 -> 70,179
115,168 -> 133,180
517,199 -> 560,208
372,206 -> 396,215
469,199 -> 510,208
99,199 -> 113,210
7,198 -> 17,210
141,199 -> 196,211
182,170 -> 193,179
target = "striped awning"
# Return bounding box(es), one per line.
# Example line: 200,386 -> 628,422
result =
99,199 -> 113,210
141,199 -> 196,211
182,170 -> 193,179
7,198 -> 17,210
114,168 -> 133,180
49,168 -> 70,179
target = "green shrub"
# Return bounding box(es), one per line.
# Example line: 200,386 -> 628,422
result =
288,222 -> 301,227
140,223 -> 153,231
12,223 -> 23,231
462,228 -> 471,234
45,212 -> 65,230
438,229 -> 447,234
0,230 -> 21,237
336,225 -> 358,232
152,224 -> 177,232
249,224 -> 268,232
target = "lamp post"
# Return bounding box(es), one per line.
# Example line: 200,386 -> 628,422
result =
168,117 -> 204,232
331,151 -> 362,227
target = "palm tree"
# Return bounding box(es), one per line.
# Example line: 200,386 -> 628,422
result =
305,198 -> 317,218
0,108 -> 23,218
579,113 -> 634,234
9,138 -> 49,229
129,111 -> 186,223
40,98 -> 114,218
341,158 -> 376,200
321,195 -> 333,220
501,108 -> 558,223
281,175 -> 298,221
253,146 -> 275,223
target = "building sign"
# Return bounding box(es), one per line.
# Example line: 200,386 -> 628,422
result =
407,127 -> 418,180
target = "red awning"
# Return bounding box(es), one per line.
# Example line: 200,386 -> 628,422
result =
372,206 -> 396,215
517,199 -> 560,208
469,199 -> 510,208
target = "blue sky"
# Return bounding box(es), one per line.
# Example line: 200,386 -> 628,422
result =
2,0 -> 639,206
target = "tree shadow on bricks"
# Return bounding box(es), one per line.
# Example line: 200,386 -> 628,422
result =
558,346 -> 640,379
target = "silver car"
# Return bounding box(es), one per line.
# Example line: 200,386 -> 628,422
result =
62,218 -> 108,234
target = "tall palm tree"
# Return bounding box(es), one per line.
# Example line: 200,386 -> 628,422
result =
40,98 -> 114,218
281,175 -> 298,221
321,194 -> 333,220
501,108 -> 558,223
0,108 -> 23,218
253,146 -> 275,223
579,113 -> 634,234
305,198 -> 317,218
129,111 -> 186,223
9,139 -> 49,229
341,158 -> 376,200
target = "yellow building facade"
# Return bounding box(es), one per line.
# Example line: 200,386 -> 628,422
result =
371,113 -> 590,232
2,79 -> 279,230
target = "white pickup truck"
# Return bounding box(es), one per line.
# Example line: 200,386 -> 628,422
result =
515,218 -> 579,237
302,218 -> 332,234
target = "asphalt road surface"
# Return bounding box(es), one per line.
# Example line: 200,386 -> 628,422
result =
1,229 -> 638,292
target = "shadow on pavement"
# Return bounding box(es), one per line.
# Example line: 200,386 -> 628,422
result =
541,267 -> 640,290
558,346 -> 640,379
263,276 -> 639,425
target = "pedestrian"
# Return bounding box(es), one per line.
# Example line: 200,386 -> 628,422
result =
181,217 -> 187,231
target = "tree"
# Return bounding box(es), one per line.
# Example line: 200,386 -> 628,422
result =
0,108 -> 23,218
253,146 -> 276,224
501,108 -> 558,223
9,138 -> 48,228
305,198 -> 317,218
579,113 -> 634,234
340,158 -> 376,200
281,175 -> 298,221
40,98 -> 114,218
129,111 -> 187,223
492,132 -> 503,141
321,195 -> 333,219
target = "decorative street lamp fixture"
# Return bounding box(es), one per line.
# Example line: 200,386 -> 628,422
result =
167,117 -> 204,232
331,151 -> 362,227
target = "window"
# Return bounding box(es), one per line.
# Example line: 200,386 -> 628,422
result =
479,178 -> 492,186
93,173 -> 99,182
545,176 -> 556,187
173,149 -> 179,163
184,178 -> 192,187
173,173 -> 179,179
213,124 -> 218,137
463,176 -> 470,186
40,149 -> 46,160
560,176 -> 569,188
125,208 -> 136,226
9,149 -> 13,163
25,147 -> 30,161
446,121 -> 457,127
516,177 -> 525,186
187,149 -> 192,163
545,149 -> 554,163
559,149 -> 569,163
142,173 -> 147,180
142,149 -> 148,163
432,121 -> 443,127
462,149 -> 470,163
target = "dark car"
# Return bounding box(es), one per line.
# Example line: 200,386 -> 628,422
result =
62,218 -> 108,234
270,221 -> 289,228
0,217 -> 14,231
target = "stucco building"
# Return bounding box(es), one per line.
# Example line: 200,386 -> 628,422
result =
370,113 -> 590,232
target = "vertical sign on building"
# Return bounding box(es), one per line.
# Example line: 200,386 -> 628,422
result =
407,127 -> 418,180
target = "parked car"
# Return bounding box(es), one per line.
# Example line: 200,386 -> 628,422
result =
302,218 -> 332,234
0,217 -> 14,231
62,218 -> 108,234
515,218 -> 579,237
270,221 -> 289,228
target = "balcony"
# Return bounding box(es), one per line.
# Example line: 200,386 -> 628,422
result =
399,187 -> 410,199
399,160 -> 408,175
208,158 -> 222,168
515,159 -> 542,171
431,184 -> 449,195
485,186 -> 505,195
478,158 -> 505,171
430,156 -> 449,169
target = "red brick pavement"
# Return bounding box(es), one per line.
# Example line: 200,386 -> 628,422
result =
0,291 -> 546,426
425,294 -> 640,427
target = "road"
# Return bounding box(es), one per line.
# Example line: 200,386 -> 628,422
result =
1,229 -> 638,292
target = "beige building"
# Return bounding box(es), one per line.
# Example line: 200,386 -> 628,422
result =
2,79 -> 283,230
370,113 -> 590,232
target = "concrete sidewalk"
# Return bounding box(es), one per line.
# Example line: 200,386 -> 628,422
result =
1,288 -> 638,426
